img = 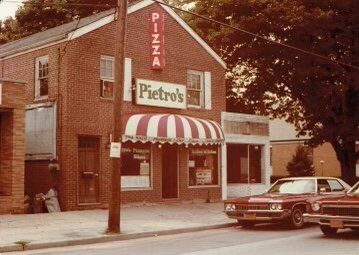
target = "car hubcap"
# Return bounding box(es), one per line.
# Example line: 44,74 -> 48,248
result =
294,210 -> 302,224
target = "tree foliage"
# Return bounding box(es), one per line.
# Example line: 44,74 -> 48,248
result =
175,0 -> 359,184
0,0 -> 116,43
286,146 -> 315,177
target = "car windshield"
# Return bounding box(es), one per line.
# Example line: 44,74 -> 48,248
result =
268,179 -> 316,194
348,182 -> 359,195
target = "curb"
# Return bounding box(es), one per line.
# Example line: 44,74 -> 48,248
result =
0,223 -> 237,253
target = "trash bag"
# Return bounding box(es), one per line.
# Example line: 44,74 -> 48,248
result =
32,193 -> 45,213
44,188 -> 61,213
24,194 -> 32,214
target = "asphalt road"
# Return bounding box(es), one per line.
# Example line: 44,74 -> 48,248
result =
5,224 -> 359,255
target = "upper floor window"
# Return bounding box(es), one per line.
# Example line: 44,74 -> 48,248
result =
187,70 -> 203,108
35,56 -> 49,99
100,56 -> 114,98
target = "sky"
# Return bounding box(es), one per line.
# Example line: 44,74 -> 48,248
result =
0,1 -> 23,20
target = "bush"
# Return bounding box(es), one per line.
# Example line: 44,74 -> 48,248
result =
287,146 -> 315,176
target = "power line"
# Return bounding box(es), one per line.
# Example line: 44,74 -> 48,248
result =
2,0 -> 358,70
153,0 -> 359,71
1,0 -> 116,8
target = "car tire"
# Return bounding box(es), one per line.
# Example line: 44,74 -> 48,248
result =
320,225 -> 338,236
289,207 -> 304,229
238,220 -> 255,228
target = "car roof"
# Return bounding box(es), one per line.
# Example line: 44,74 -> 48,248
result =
277,176 -> 341,181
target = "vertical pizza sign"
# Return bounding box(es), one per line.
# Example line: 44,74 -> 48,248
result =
150,11 -> 165,70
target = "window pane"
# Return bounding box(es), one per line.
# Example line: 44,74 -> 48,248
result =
249,145 -> 262,183
121,143 -> 151,188
100,58 -> 114,79
187,71 -> 203,107
100,59 -> 106,77
100,81 -> 113,98
227,144 -> 262,184
188,90 -> 200,106
188,146 -> 218,186
39,79 -> 48,96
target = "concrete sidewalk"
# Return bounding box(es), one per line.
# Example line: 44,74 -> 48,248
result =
0,202 -> 236,253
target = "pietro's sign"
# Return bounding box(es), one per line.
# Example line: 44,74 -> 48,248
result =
136,79 -> 186,109
150,11 -> 165,70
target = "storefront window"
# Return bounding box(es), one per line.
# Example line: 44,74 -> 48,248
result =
188,146 -> 219,186
227,144 -> 263,184
121,143 -> 151,189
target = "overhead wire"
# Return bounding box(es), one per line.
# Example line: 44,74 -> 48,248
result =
0,0 -> 358,70
152,0 -> 359,71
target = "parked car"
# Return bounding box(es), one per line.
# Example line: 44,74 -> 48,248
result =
224,177 -> 351,229
304,181 -> 359,236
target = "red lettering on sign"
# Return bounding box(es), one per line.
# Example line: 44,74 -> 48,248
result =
150,11 -> 165,70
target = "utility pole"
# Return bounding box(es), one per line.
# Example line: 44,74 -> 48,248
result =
108,0 -> 128,233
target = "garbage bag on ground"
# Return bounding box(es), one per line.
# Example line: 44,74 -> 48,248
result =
32,193 -> 45,213
44,188 -> 61,213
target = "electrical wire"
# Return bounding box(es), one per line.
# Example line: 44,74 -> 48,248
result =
153,0 -> 359,71
1,0 -> 358,70
1,0 -> 116,8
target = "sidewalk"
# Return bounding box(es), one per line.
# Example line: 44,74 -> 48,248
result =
0,202 -> 236,253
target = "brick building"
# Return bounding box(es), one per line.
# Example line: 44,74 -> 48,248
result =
0,79 -> 26,214
270,119 -> 359,179
0,0 -> 227,212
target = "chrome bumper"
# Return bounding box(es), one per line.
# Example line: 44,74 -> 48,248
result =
224,210 -> 291,221
303,213 -> 359,228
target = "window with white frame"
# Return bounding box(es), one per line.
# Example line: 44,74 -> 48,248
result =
187,70 -> 203,108
100,56 -> 114,98
35,56 -> 49,98
121,143 -> 151,189
188,146 -> 219,186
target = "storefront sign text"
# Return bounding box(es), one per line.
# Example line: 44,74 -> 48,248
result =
136,79 -> 186,109
150,11 -> 165,70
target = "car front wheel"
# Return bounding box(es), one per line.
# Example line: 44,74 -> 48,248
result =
289,207 -> 304,229
320,225 -> 338,236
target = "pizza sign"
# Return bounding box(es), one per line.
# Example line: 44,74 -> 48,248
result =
150,11 -> 165,70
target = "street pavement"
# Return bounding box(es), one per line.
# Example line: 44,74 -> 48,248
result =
0,202 -> 235,253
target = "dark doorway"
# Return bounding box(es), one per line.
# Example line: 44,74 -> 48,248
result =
78,137 -> 100,204
162,144 -> 178,199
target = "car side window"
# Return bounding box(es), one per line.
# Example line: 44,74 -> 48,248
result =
317,179 -> 331,192
327,179 -> 345,191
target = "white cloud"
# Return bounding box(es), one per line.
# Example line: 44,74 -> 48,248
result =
0,1 -> 23,20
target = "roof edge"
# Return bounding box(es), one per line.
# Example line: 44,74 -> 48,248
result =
1,0 -> 226,69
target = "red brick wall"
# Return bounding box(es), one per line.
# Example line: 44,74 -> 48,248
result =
0,2 -> 225,211
0,80 -> 26,214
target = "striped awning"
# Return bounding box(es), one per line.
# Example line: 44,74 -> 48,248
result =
122,114 -> 224,145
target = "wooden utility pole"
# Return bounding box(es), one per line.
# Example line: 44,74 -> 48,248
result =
107,0 -> 128,233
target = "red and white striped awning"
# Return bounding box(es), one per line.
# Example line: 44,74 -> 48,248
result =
122,114 -> 224,145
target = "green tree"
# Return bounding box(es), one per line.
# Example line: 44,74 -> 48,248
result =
286,146 -> 315,177
175,0 -> 359,184
0,0 -> 116,44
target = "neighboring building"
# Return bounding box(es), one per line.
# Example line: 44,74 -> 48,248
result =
0,0 -> 227,212
222,113 -> 270,198
270,119 -> 359,179
0,79 -> 26,214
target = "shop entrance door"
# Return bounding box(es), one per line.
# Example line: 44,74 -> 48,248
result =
78,137 -> 100,204
162,144 -> 178,199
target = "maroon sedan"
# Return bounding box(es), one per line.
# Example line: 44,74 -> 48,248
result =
224,177 -> 350,229
304,181 -> 359,236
